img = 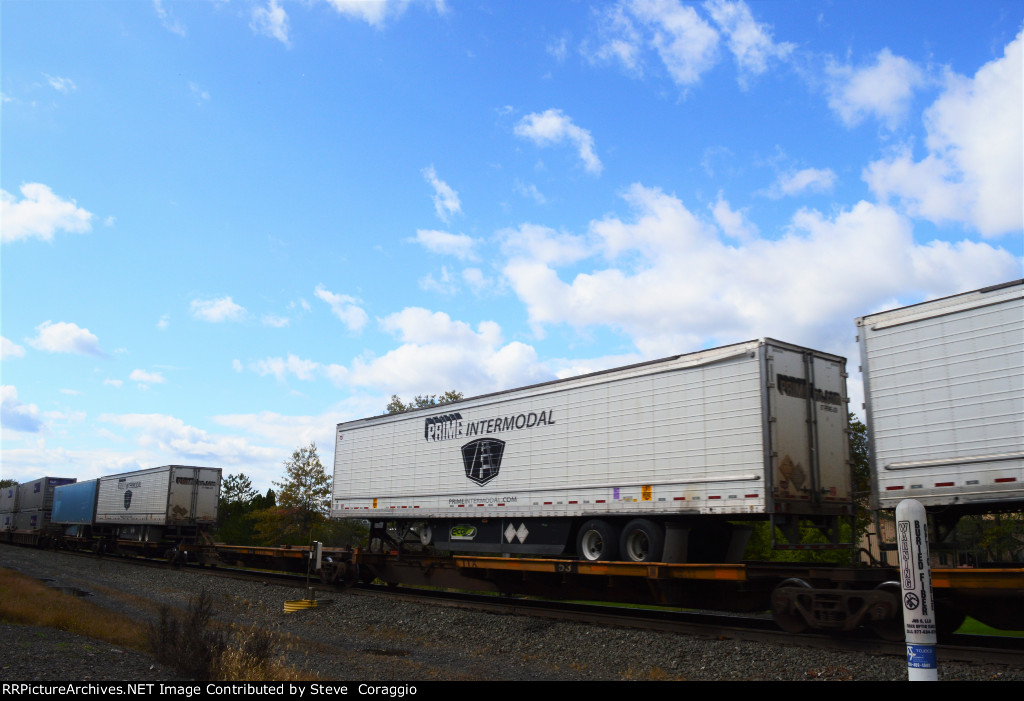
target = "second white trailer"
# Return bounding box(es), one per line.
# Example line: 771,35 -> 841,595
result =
95,465 -> 221,542
858,279 -> 1024,512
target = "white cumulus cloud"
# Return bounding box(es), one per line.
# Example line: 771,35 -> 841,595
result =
710,194 -> 758,241
239,307 -> 548,398
101,412 -> 280,467
515,181 -> 547,205
594,0 -> 720,88
315,309 -> 552,397
767,167 -> 838,199
411,229 -> 477,260
703,0 -> 793,86
461,268 -> 492,295
863,31 -> 1023,237
1,386 -> 44,433
515,109 -> 603,174
422,166 -> 462,223
153,0 -> 186,37
322,0 -> 447,28
418,266 -> 459,295
213,410 -> 337,453
379,308 -> 502,347
250,354 -> 321,382
44,74 -> 77,93
501,183 -> 1019,358
1,337 -> 25,360
585,3 -> 645,76
1,183 -> 94,243
251,0 -> 291,46
27,321 -> 105,357
314,285 -> 367,332
499,223 -> 591,266
129,369 -> 166,385
262,314 -> 290,328
190,297 -> 248,322
825,48 -> 926,128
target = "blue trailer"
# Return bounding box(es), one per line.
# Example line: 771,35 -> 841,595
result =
52,480 -> 100,537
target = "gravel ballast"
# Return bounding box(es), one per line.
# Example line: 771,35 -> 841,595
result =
1,545 -> 1019,682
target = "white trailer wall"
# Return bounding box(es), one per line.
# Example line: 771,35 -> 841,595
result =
859,280 -> 1024,509
333,339 -> 849,521
96,465 -> 220,526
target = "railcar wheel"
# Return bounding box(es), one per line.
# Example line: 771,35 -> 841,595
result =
620,519 -> 664,562
771,578 -> 811,634
320,559 -> 338,585
576,520 -> 619,561
868,582 -> 904,641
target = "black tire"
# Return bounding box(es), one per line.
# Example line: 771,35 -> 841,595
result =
620,519 -> 665,562
576,519 -> 619,561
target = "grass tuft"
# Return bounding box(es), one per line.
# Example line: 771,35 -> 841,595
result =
0,568 -> 147,650
148,590 -> 227,680
147,588 -> 315,680
2,567 -> 313,681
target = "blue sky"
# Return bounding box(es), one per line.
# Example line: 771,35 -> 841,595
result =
3,1 -> 1022,492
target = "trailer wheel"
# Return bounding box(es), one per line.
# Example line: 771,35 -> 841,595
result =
577,520 -> 619,561
620,519 -> 664,562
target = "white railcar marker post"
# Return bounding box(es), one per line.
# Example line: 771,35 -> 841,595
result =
895,499 -> 938,681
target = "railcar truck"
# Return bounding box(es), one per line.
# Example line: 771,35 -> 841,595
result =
332,338 -> 852,563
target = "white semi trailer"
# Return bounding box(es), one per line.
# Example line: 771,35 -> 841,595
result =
93,465 -> 221,542
858,279 -> 1024,517
332,338 -> 852,562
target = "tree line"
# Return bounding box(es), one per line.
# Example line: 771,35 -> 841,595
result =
214,442 -> 365,547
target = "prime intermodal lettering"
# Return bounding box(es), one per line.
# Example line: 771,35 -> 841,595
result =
424,410 -> 555,442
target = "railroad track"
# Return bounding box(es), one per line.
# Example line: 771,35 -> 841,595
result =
4,543 -> 1021,680
81,547 -> 1021,667
341,582 -> 1024,666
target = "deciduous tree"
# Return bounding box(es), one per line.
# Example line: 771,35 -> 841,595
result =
386,390 -> 464,414
254,442 -> 330,545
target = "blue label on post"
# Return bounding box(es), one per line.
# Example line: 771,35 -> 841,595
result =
906,644 -> 936,668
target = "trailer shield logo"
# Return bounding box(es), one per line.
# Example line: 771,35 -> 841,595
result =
461,438 -> 505,486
